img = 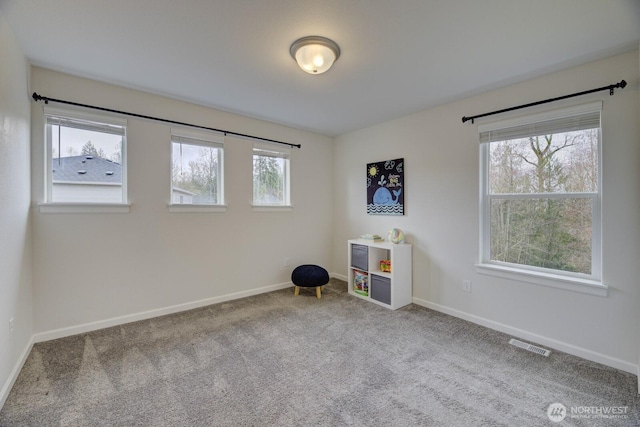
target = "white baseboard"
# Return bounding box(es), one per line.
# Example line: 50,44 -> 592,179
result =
331,272 -> 348,281
0,336 -> 34,411
33,281 -> 293,343
412,297 -> 639,376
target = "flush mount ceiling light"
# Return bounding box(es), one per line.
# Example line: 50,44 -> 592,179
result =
290,36 -> 341,75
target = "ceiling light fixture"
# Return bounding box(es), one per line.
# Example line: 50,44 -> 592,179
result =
290,36 -> 340,75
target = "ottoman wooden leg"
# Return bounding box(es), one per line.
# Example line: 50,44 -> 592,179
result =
294,286 -> 300,296
316,286 -> 322,299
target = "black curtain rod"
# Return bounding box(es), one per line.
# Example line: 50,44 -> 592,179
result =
32,92 -> 301,149
462,80 -> 627,124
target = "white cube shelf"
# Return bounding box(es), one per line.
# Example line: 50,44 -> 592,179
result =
347,239 -> 412,310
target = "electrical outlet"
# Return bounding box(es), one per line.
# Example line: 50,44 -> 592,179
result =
284,257 -> 290,267
462,280 -> 472,293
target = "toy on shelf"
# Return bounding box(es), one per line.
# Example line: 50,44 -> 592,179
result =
380,260 -> 391,273
388,228 -> 405,244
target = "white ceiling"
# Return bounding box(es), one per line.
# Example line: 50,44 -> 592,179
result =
1,0 -> 639,136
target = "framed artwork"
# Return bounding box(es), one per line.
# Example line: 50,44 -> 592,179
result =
366,158 -> 404,215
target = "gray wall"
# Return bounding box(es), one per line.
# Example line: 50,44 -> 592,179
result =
0,12 -> 33,407
333,50 -> 640,373
29,67 -> 334,334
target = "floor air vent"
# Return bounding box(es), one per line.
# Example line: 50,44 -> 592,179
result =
509,338 -> 551,357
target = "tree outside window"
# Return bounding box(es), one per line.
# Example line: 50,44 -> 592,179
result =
171,134 -> 223,205
480,103 -> 601,279
488,130 -> 597,274
252,145 -> 290,206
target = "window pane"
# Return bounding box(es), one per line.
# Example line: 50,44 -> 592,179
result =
253,154 -> 286,205
171,142 -> 220,205
49,124 -> 123,203
489,129 -> 598,194
490,198 -> 592,274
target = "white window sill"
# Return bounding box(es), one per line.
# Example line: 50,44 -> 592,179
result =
251,205 -> 293,212
168,204 -> 227,213
475,263 -> 607,297
38,203 -> 130,214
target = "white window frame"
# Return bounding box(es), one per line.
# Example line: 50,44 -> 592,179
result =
168,128 -> 226,213
476,102 -> 607,296
40,106 -> 129,214
251,142 -> 292,211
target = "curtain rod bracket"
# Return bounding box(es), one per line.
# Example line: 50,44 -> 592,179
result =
31,92 -> 301,148
610,79 -> 626,95
462,79 -> 626,124
33,92 -> 48,104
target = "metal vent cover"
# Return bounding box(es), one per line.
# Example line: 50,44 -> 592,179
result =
509,338 -> 551,357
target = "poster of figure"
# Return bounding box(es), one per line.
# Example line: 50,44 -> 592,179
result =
366,158 -> 404,215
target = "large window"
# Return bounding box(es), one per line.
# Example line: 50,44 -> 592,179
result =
479,102 -> 602,284
252,142 -> 290,206
45,107 -> 127,204
171,129 -> 224,206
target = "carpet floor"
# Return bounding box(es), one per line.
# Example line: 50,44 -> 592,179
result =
0,279 -> 637,426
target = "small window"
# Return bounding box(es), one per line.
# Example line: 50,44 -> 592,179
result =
45,107 -> 127,204
252,142 -> 290,206
479,102 -> 602,283
171,129 -> 224,205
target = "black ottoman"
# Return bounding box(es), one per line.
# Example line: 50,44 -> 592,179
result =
291,264 -> 330,299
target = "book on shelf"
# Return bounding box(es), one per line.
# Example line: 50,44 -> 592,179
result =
352,268 -> 369,296
360,234 -> 383,241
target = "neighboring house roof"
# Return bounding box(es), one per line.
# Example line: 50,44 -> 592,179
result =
52,155 -> 121,183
